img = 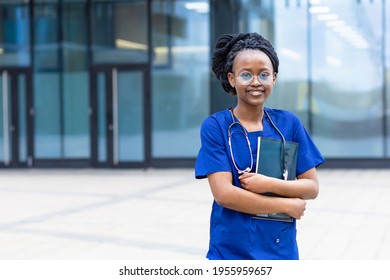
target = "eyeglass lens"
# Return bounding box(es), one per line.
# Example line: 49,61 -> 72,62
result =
238,72 -> 273,86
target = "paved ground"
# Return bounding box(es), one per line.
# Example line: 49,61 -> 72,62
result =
0,168 -> 389,260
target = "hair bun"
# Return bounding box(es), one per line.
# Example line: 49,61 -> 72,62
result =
211,34 -> 234,80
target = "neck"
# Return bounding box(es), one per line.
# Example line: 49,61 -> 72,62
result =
233,105 -> 264,122
232,105 -> 264,132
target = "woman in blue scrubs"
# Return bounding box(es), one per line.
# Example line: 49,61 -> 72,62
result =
195,33 -> 325,260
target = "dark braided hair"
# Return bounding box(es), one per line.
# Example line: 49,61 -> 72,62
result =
211,32 -> 279,95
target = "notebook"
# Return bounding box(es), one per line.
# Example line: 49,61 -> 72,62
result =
254,137 -> 298,222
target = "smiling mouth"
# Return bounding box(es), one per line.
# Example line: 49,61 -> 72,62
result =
247,90 -> 264,97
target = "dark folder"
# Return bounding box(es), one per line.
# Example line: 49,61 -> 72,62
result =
254,137 -> 298,222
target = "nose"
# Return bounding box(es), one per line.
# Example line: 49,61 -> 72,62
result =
251,75 -> 262,86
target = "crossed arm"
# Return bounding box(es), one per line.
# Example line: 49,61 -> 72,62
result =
207,168 -> 319,220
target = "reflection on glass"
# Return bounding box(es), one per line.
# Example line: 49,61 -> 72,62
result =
273,1 -> 309,126
0,72 -> 12,164
117,71 -> 144,162
34,72 -> 61,158
34,2 -> 59,70
18,74 -> 27,162
97,73 -> 107,162
152,0 -> 210,158
63,1 -> 90,158
91,0 -> 148,64
33,2 -> 61,158
239,0 -> 310,126
237,0 -> 385,159
34,1 -> 90,159
386,0 -> 390,157
310,0 -> 383,157
63,71 -> 90,158
0,1 -> 30,67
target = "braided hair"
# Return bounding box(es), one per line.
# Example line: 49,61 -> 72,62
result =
211,32 -> 279,95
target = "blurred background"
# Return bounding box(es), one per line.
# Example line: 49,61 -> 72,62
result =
0,0 -> 389,170
1,0 -> 390,262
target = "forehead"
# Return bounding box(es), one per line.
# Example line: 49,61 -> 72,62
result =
233,49 -> 273,71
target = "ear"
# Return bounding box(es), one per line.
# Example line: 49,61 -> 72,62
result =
273,72 -> 277,86
228,72 -> 235,88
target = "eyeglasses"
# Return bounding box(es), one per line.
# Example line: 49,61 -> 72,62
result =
233,71 -> 274,86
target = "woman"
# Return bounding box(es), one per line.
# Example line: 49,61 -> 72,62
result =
195,33 -> 325,260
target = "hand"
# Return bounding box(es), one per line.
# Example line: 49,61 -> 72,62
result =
286,198 -> 306,220
238,172 -> 271,194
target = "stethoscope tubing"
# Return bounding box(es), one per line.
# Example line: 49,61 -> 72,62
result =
228,108 -> 288,178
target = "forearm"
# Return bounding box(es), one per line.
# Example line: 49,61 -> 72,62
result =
266,177 -> 318,200
215,183 -> 295,215
208,172 -> 302,217
240,168 -> 319,200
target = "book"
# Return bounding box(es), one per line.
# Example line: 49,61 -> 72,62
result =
254,137 -> 298,222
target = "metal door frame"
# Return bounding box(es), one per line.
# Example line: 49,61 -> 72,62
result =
0,67 -> 33,167
90,64 -> 151,168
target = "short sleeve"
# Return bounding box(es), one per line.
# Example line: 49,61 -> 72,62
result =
195,116 -> 231,179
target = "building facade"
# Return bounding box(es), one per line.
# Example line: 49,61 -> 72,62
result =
0,0 -> 389,168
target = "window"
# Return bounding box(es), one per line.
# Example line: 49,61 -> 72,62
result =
34,0 -> 90,159
0,0 -> 30,67
310,0 -> 383,158
151,0 -> 210,158
386,0 -> 390,157
91,0 -> 148,64
237,0 -> 386,159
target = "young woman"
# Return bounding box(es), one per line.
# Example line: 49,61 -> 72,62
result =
195,33 -> 325,260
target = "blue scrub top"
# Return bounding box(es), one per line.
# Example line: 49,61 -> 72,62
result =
195,107 -> 325,260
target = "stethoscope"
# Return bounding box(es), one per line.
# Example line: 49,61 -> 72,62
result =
228,108 -> 288,180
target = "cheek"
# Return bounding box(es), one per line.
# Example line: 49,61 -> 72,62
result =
235,84 -> 246,94
265,86 -> 273,95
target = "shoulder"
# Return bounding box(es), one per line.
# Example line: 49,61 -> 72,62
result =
264,107 -> 306,140
201,108 -> 232,130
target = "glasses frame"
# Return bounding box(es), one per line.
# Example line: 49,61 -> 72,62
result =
232,71 -> 274,86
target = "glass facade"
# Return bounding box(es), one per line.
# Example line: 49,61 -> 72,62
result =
33,0 -> 90,159
232,0 -> 389,164
386,0 -> 390,157
91,0 -> 148,64
0,0 -> 30,67
0,0 -> 389,168
310,0 -> 383,158
151,0 -> 210,158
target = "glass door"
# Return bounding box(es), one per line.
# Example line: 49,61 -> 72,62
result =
91,65 -> 149,167
0,69 -> 32,167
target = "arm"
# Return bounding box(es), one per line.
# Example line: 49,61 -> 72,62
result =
238,167 -> 319,200
208,171 -> 307,219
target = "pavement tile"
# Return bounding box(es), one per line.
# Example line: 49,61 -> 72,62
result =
0,168 -> 389,260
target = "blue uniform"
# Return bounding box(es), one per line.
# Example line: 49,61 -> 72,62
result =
195,107 -> 325,260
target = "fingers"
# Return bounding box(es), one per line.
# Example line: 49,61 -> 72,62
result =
238,173 -> 250,188
298,205 -> 306,220
240,178 -> 247,188
238,173 -> 254,187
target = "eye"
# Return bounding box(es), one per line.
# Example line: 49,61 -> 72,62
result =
259,72 -> 271,80
239,72 -> 253,81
